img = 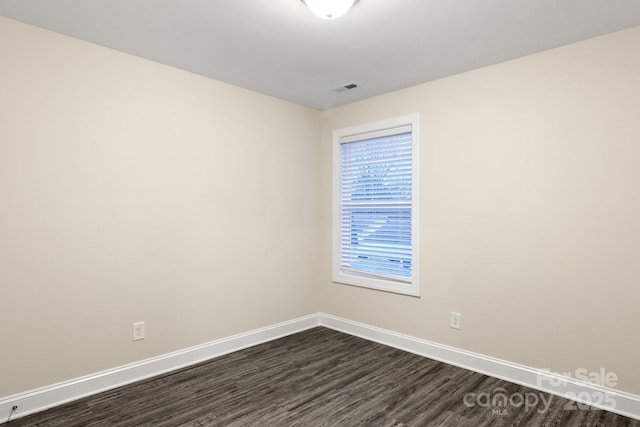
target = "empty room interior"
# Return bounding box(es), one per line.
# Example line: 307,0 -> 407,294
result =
1,1 -> 640,425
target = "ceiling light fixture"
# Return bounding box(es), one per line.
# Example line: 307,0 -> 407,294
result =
302,0 -> 359,19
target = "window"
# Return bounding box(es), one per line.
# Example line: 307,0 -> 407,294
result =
333,114 -> 420,296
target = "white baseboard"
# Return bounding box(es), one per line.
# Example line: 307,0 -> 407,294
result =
3,313 -> 639,424
319,313 -> 640,421
0,314 -> 321,424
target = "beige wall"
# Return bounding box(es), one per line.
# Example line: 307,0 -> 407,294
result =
0,17 -> 321,397
320,27 -> 640,395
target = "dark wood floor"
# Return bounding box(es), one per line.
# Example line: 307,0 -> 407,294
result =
7,327 -> 640,426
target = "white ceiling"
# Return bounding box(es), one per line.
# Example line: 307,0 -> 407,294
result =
2,0 -> 640,110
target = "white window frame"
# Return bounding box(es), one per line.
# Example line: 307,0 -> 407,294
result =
332,113 -> 421,297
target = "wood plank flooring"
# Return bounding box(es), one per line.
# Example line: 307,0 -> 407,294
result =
7,327 -> 640,426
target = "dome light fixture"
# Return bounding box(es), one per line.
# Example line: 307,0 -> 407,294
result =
302,0 -> 359,19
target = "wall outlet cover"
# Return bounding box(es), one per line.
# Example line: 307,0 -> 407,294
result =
450,312 -> 461,330
132,322 -> 145,341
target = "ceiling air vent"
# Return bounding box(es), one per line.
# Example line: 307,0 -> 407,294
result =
332,83 -> 358,93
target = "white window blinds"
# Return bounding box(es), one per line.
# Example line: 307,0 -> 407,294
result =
338,126 -> 414,284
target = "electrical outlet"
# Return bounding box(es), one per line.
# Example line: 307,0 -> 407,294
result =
450,312 -> 461,330
132,321 -> 145,341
